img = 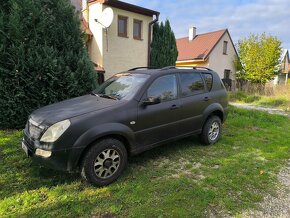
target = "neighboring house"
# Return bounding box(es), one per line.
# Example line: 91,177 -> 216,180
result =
71,0 -> 159,82
176,28 -> 238,90
273,49 -> 289,85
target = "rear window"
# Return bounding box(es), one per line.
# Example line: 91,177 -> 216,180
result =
179,73 -> 205,97
202,73 -> 213,91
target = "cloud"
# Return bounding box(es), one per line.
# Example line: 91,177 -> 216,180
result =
125,0 -> 290,49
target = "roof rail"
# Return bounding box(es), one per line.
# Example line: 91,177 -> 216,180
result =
161,66 -> 176,70
192,66 -> 212,71
175,66 -> 212,71
161,66 -> 213,71
128,66 -> 157,71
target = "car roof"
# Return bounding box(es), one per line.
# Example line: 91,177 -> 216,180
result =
122,67 -> 214,76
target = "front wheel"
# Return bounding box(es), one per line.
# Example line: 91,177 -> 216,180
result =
200,116 -> 222,145
81,138 -> 127,187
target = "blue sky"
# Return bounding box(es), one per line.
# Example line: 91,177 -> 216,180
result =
126,0 -> 290,50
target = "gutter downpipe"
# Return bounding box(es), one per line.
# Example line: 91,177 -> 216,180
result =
147,12 -> 160,66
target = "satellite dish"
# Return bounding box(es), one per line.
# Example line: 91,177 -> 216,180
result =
96,7 -> 114,28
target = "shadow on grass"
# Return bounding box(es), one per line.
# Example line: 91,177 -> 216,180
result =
0,130 -> 203,200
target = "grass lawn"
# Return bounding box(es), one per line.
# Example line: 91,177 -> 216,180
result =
0,107 -> 289,217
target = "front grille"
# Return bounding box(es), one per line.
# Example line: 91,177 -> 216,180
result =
28,119 -> 43,140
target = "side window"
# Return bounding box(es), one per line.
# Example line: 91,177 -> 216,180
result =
147,75 -> 177,102
179,73 -> 205,97
202,73 -> 213,91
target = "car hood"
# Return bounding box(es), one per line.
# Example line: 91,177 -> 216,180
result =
30,95 -> 120,126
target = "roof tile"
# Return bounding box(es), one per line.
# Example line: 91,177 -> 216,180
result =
176,29 -> 227,61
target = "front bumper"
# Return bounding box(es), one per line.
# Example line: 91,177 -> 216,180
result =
22,133 -> 82,172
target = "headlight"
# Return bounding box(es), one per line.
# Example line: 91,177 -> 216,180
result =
40,119 -> 71,142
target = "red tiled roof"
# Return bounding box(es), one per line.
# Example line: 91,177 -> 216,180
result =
176,29 -> 227,61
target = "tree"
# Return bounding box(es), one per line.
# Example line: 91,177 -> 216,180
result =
150,19 -> 178,68
0,0 -> 97,129
237,33 -> 282,84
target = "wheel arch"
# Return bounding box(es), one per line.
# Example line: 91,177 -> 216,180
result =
202,103 -> 225,127
67,123 -> 135,171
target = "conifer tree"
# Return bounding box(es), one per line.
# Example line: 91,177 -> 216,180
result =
150,19 -> 178,68
0,0 -> 97,129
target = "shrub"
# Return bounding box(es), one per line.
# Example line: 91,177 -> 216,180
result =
0,0 -> 97,129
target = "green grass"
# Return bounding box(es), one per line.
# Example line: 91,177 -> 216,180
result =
0,107 -> 290,217
229,91 -> 290,110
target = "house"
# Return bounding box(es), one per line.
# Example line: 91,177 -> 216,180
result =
71,0 -> 159,82
176,28 -> 238,90
273,49 -> 289,85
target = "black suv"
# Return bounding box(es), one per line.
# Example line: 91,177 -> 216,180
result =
22,66 -> 228,186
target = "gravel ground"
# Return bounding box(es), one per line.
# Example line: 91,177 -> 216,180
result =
239,160 -> 290,218
230,103 -> 290,117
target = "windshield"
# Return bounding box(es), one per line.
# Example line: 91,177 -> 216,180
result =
93,73 -> 150,100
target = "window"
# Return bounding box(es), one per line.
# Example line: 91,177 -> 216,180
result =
133,19 -> 142,40
147,75 -> 177,102
94,73 -> 149,100
118,15 -> 128,37
224,69 -> 231,79
202,73 -> 213,91
179,73 -> 205,97
223,41 -> 228,55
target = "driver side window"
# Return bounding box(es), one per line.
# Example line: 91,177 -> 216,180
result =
147,74 -> 177,102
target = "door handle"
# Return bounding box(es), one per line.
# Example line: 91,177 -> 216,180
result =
170,104 -> 180,110
203,96 -> 211,101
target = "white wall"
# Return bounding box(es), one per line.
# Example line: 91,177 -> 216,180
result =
207,32 -> 237,80
88,3 -> 104,67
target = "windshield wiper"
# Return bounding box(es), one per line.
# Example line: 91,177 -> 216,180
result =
90,92 -> 100,97
99,94 -> 119,100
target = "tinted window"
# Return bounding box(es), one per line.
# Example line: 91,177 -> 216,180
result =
147,75 -> 177,102
180,73 -> 205,97
202,73 -> 213,91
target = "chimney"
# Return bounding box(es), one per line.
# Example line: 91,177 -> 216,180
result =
189,27 -> 196,41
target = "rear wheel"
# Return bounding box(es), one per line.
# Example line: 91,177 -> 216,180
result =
200,116 -> 222,145
81,138 -> 127,187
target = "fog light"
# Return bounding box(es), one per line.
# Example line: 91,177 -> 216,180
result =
35,149 -> 52,158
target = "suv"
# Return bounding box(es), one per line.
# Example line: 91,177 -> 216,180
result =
22,66 -> 228,186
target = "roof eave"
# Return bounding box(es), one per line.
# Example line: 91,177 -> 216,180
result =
88,0 -> 160,17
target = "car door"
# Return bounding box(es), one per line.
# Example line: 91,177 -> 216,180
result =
135,74 -> 183,147
178,72 -> 211,134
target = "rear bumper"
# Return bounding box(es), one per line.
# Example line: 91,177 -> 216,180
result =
22,136 -> 82,172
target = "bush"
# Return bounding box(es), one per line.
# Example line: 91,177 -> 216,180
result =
0,0 -> 97,129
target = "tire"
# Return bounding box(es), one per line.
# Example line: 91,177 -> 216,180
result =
81,138 -> 127,187
200,116 -> 222,145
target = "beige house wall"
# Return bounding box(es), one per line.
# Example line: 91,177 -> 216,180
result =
207,33 -> 237,80
102,6 -> 152,78
85,3 -> 153,79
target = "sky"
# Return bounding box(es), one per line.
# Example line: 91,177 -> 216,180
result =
126,0 -> 290,50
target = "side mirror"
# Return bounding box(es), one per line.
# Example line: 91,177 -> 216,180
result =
142,96 -> 161,106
